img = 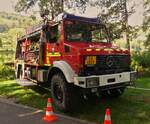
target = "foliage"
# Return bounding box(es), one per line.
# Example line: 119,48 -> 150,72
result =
135,77 -> 150,88
130,0 -> 150,75
143,0 -> 150,51
38,0 -> 64,19
15,0 -> 89,19
0,64 -> 15,80
131,51 -> 150,76
15,0 -> 136,50
0,24 -> 8,33
97,0 -> 136,50
0,12 -> 37,63
0,56 -> 14,80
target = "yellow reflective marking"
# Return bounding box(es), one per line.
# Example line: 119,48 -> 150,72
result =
86,49 -> 92,52
47,52 -> 61,57
46,56 -> 50,64
96,48 -> 101,51
44,64 -> 51,66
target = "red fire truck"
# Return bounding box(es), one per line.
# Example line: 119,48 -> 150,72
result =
15,13 -> 136,111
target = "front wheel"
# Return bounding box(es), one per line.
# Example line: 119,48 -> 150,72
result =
51,73 -> 78,112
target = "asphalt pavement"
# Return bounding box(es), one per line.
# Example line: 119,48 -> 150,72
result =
0,98 -> 95,124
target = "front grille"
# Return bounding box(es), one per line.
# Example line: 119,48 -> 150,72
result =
79,55 -> 130,76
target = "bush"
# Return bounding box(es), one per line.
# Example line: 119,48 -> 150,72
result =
131,51 -> 150,76
0,64 -> 15,79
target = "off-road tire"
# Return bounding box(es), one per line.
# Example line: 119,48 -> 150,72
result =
16,65 -> 22,79
51,73 -> 78,112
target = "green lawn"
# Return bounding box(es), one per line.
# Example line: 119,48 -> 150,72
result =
0,79 -> 51,109
135,77 -> 150,89
0,78 -> 150,124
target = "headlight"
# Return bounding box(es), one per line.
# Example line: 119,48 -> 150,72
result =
86,77 -> 99,87
85,56 -> 96,65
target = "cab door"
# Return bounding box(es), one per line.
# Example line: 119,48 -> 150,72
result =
44,24 -> 61,65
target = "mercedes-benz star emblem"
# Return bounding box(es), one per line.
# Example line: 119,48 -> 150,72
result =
106,56 -> 114,67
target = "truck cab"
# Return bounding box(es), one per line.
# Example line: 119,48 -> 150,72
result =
15,13 -> 136,111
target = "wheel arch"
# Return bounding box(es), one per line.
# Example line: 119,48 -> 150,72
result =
48,61 -> 76,83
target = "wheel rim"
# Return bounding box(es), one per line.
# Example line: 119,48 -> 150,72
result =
53,83 -> 63,103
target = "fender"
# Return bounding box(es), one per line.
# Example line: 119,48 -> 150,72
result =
53,61 -> 77,83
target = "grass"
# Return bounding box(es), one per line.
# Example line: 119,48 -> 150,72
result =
135,77 -> 150,89
0,78 -> 150,124
0,79 -> 51,110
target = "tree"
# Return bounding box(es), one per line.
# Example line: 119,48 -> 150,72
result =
0,12 -> 37,62
143,0 -> 150,50
15,0 -> 89,19
91,0 -> 135,50
15,0 -> 136,50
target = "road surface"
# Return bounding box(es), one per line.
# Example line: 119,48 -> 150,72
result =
0,98 -> 95,124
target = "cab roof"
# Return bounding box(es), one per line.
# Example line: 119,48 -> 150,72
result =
55,13 -> 100,24
17,13 -> 100,42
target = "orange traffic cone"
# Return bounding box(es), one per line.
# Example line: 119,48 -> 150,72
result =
47,98 -> 52,107
43,98 -> 57,122
103,108 -> 112,124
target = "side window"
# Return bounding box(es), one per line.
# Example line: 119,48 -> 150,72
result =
46,25 -> 60,43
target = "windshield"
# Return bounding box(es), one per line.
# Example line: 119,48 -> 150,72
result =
64,20 -> 109,43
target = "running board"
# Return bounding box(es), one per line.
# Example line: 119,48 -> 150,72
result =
16,79 -> 37,86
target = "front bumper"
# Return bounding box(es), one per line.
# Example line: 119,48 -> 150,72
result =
74,71 -> 136,88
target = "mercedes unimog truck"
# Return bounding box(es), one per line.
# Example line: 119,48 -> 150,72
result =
15,13 -> 136,111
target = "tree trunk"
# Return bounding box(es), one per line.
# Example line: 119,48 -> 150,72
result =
61,0 -> 64,12
124,0 -> 130,51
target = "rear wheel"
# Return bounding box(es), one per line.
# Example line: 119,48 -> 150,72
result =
51,73 -> 78,112
16,65 -> 23,79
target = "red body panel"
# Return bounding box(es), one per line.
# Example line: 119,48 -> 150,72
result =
61,41 -> 130,74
